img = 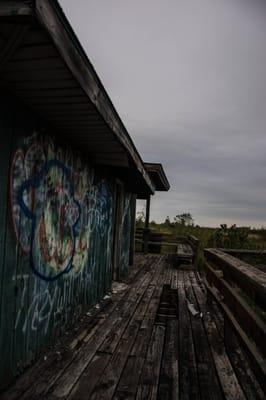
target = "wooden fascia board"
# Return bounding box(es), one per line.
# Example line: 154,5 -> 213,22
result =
149,169 -> 170,191
145,163 -> 170,191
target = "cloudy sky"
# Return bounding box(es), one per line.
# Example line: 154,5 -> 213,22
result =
60,0 -> 266,227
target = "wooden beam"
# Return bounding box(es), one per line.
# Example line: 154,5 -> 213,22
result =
0,2 -> 32,17
0,24 -> 30,70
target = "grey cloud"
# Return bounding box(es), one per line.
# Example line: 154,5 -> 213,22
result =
60,0 -> 266,227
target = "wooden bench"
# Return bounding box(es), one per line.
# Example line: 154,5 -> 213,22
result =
177,243 -> 194,259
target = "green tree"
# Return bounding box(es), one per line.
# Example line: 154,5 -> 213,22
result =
136,210 -> 145,228
174,213 -> 194,226
164,216 -> 171,226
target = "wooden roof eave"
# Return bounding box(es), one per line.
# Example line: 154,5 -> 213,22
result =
144,162 -> 170,192
0,0 -> 155,196
34,0 -> 154,195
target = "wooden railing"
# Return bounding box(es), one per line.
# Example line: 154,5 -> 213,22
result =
204,248 -> 266,392
135,228 -> 200,262
221,249 -> 266,272
135,228 -> 186,253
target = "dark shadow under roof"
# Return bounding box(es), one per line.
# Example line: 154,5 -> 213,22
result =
0,0 -> 155,197
144,163 -> 170,192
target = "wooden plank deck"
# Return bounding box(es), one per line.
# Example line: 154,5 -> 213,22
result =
1,255 -> 264,400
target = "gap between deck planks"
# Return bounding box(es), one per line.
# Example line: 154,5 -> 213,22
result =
2,254 -> 264,400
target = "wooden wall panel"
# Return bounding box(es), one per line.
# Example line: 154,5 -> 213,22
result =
0,93 -> 134,389
0,96 -> 15,385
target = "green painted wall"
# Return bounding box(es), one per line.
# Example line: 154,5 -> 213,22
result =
0,93 -> 133,388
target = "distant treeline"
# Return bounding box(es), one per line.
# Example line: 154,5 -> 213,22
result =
136,211 -> 266,251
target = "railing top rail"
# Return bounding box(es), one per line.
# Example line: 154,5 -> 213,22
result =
204,248 -> 266,308
221,248 -> 266,256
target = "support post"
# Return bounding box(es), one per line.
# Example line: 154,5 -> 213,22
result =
144,195 -> 151,254
145,195 -> 150,229
129,194 -> 137,266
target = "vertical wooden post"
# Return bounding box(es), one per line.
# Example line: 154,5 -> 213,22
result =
129,194 -> 136,266
112,181 -> 123,281
144,195 -> 150,254
145,195 -> 150,229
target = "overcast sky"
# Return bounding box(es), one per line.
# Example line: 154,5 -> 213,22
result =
60,0 -> 266,227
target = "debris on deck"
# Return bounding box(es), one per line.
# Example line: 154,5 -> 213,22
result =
186,299 -> 199,317
112,281 -> 129,293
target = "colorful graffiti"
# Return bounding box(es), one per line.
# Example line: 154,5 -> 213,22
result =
10,136 -> 113,281
13,266 -> 95,336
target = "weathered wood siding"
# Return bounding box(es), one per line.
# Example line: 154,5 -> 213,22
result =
120,193 -> 133,277
0,94 -> 133,388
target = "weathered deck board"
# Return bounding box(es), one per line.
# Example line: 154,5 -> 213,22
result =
113,270 -> 165,400
184,272 -> 223,400
189,272 -> 246,400
1,254 -> 264,400
157,319 -> 179,400
178,270 -> 200,400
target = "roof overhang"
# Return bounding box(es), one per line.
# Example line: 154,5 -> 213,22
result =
0,0 -> 155,197
144,163 -> 170,192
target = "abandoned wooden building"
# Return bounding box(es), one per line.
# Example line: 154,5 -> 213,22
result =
0,1 -> 265,399
0,0 -> 169,390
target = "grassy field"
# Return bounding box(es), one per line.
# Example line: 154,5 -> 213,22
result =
136,219 -> 266,270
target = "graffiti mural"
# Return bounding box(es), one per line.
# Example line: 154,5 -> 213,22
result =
10,136 -> 113,281
0,100 -> 133,389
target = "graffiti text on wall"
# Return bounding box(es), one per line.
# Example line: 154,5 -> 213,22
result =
13,266 -> 94,335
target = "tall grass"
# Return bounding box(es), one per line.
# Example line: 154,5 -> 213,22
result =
137,220 -> 266,269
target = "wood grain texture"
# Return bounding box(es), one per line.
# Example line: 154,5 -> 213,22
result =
2,254 -> 263,399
